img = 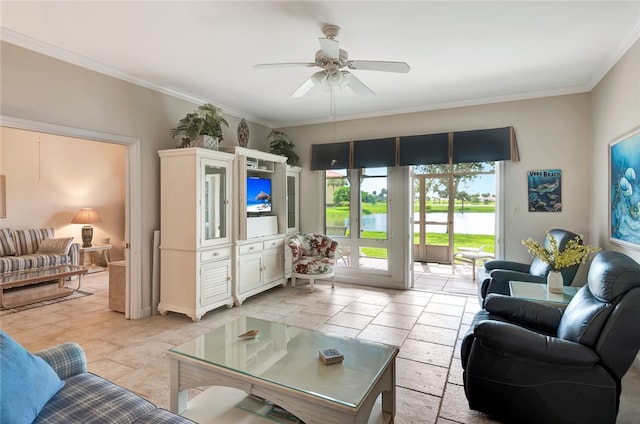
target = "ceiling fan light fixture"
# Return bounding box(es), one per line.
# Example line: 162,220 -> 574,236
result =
311,71 -> 328,88
314,70 -> 349,92
327,70 -> 349,89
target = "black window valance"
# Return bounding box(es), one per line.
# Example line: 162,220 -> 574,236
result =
310,142 -> 350,170
310,126 -> 519,170
398,133 -> 449,166
353,137 -> 396,168
452,127 -> 518,163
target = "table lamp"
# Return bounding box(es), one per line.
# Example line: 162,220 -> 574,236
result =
71,208 -> 102,247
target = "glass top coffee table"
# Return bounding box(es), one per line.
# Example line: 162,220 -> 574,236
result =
0,265 -> 87,309
168,317 -> 399,424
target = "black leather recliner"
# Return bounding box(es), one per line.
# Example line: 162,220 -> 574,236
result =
461,250 -> 640,424
476,228 -> 581,306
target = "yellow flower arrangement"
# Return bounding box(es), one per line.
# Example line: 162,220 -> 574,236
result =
522,232 -> 600,271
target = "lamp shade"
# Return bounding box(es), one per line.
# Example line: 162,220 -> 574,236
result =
71,208 -> 102,224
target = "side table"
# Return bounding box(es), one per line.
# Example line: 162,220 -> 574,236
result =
509,281 -> 579,308
79,244 -> 112,273
108,260 -> 126,313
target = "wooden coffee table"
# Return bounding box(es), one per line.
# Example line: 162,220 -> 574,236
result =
168,317 -> 399,424
0,265 -> 87,309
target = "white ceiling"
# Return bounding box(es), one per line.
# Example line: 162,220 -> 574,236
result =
2,1 -> 640,128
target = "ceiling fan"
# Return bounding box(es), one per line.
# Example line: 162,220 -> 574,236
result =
253,24 -> 410,98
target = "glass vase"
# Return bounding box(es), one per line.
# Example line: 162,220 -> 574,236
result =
547,270 -> 564,294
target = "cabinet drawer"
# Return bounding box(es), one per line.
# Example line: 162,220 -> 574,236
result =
200,247 -> 231,262
263,238 -> 284,250
239,242 -> 263,255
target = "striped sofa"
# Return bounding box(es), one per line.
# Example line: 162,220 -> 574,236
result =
0,227 -> 80,274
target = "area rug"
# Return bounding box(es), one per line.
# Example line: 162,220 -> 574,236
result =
0,289 -> 92,315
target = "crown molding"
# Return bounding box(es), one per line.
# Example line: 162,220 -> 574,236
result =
274,84 -> 591,129
586,18 -> 640,90
0,28 -> 276,128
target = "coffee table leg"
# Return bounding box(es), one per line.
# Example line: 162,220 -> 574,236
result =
61,273 -> 83,292
170,359 -> 189,414
381,360 -> 396,419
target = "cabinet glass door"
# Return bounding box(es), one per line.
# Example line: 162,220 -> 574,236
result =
287,175 -> 297,231
203,162 -> 227,242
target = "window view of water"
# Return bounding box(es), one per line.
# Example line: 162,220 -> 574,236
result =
360,212 -> 495,234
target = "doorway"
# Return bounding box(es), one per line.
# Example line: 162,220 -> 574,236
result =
412,162 -> 497,273
413,173 -> 453,263
0,115 -> 142,318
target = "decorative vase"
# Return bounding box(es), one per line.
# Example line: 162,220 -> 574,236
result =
237,118 -> 249,148
547,271 -> 563,294
192,135 -> 220,150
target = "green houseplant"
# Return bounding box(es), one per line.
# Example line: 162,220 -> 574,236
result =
170,103 -> 229,149
268,129 -> 299,166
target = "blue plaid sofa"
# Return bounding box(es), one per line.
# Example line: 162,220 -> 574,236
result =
0,227 -> 80,273
32,342 -> 194,423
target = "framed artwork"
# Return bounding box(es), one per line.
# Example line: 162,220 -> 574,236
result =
609,126 -> 640,248
528,169 -> 561,212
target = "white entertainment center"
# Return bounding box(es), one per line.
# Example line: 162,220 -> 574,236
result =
157,146 -> 300,321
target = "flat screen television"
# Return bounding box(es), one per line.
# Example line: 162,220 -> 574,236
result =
247,177 -> 272,213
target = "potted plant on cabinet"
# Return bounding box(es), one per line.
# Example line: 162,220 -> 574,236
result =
170,103 -> 229,149
268,129 -> 300,166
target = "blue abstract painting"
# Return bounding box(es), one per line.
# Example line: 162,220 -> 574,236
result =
610,128 -> 640,248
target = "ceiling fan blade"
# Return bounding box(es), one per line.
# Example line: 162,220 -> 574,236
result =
318,37 -> 339,59
290,77 -> 315,98
342,72 -> 375,97
253,62 -> 315,69
347,60 -> 411,73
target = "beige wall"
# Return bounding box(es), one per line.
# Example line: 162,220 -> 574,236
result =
282,93 -> 592,265
0,41 -> 272,316
590,39 -> 640,264
1,35 -> 638,309
0,127 -> 126,260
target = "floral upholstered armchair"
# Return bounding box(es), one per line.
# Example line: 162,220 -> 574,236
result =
288,233 -> 338,292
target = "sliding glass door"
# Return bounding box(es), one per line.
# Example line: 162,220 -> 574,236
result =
325,168 -> 389,272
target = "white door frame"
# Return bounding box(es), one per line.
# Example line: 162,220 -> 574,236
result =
0,115 -> 143,319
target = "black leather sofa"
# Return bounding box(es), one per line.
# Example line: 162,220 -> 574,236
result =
461,250 -> 640,424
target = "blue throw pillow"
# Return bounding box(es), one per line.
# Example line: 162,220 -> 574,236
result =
0,330 -> 64,424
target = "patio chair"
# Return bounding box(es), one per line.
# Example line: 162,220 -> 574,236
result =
326,226 -> 350,266
454,245 -> 494,280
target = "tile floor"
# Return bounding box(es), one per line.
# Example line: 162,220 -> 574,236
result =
1,265 -> 638,424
